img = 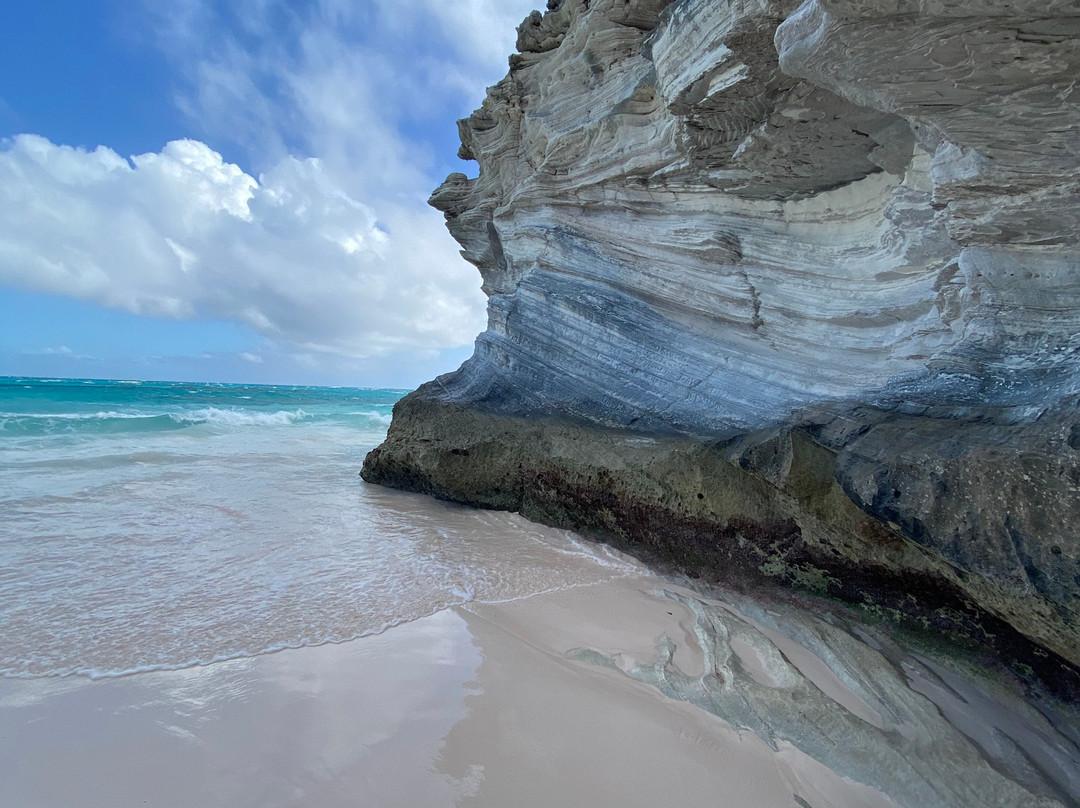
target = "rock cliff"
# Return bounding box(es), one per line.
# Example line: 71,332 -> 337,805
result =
363,0 -> 1080,690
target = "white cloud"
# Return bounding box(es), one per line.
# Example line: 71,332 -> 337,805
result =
145,0 -> 537,194
373,0 -> 536,74
0,135 -> 484,357
3,0 -> 541,375
21,345 -> 96,361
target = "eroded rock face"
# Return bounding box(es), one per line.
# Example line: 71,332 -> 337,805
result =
364,0 -> 1080,678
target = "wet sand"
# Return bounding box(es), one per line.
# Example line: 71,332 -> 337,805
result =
2,572 -> 1076,808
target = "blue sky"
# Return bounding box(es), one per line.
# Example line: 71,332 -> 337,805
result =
0,0 -> 536,387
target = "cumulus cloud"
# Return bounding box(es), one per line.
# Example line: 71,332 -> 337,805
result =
0,134 -> 484,357
2,0 -> 540,375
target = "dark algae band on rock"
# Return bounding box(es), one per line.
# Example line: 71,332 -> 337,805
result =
362,395 -> 1080,700
364,0 -> 1080,696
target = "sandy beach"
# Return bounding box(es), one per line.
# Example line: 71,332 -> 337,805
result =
3,566 -> 1076,808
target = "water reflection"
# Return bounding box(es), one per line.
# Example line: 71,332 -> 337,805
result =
0,610 -> 481,808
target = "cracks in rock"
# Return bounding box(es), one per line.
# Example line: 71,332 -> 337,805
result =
736,269 -> 765,331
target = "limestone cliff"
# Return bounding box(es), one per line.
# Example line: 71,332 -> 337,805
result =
363,0 -> 1080,690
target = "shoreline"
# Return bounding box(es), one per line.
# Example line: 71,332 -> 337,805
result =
4,562 -> 1077,807
362,397 -> 1080,701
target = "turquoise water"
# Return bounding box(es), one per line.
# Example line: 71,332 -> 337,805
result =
0,377 -> 401,436
0,377 -> 638,678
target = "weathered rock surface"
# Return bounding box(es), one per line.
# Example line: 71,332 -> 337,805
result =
572,582 -> 1080,807
363,0 -> 1080,683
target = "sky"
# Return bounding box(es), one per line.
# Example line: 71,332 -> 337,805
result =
0,0 -> 538,388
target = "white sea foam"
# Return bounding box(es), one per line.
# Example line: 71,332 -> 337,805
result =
347,410 -> 393,425
1,382 -> 630,680
0,410 -> 151,420
0,495 -> 639,680
19,612 -> 448,680
170,407 -> 309,427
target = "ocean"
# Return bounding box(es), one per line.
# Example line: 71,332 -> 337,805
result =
0,376 -> 638,679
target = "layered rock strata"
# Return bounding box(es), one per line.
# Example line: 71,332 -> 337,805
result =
363,0 -> 1080,686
